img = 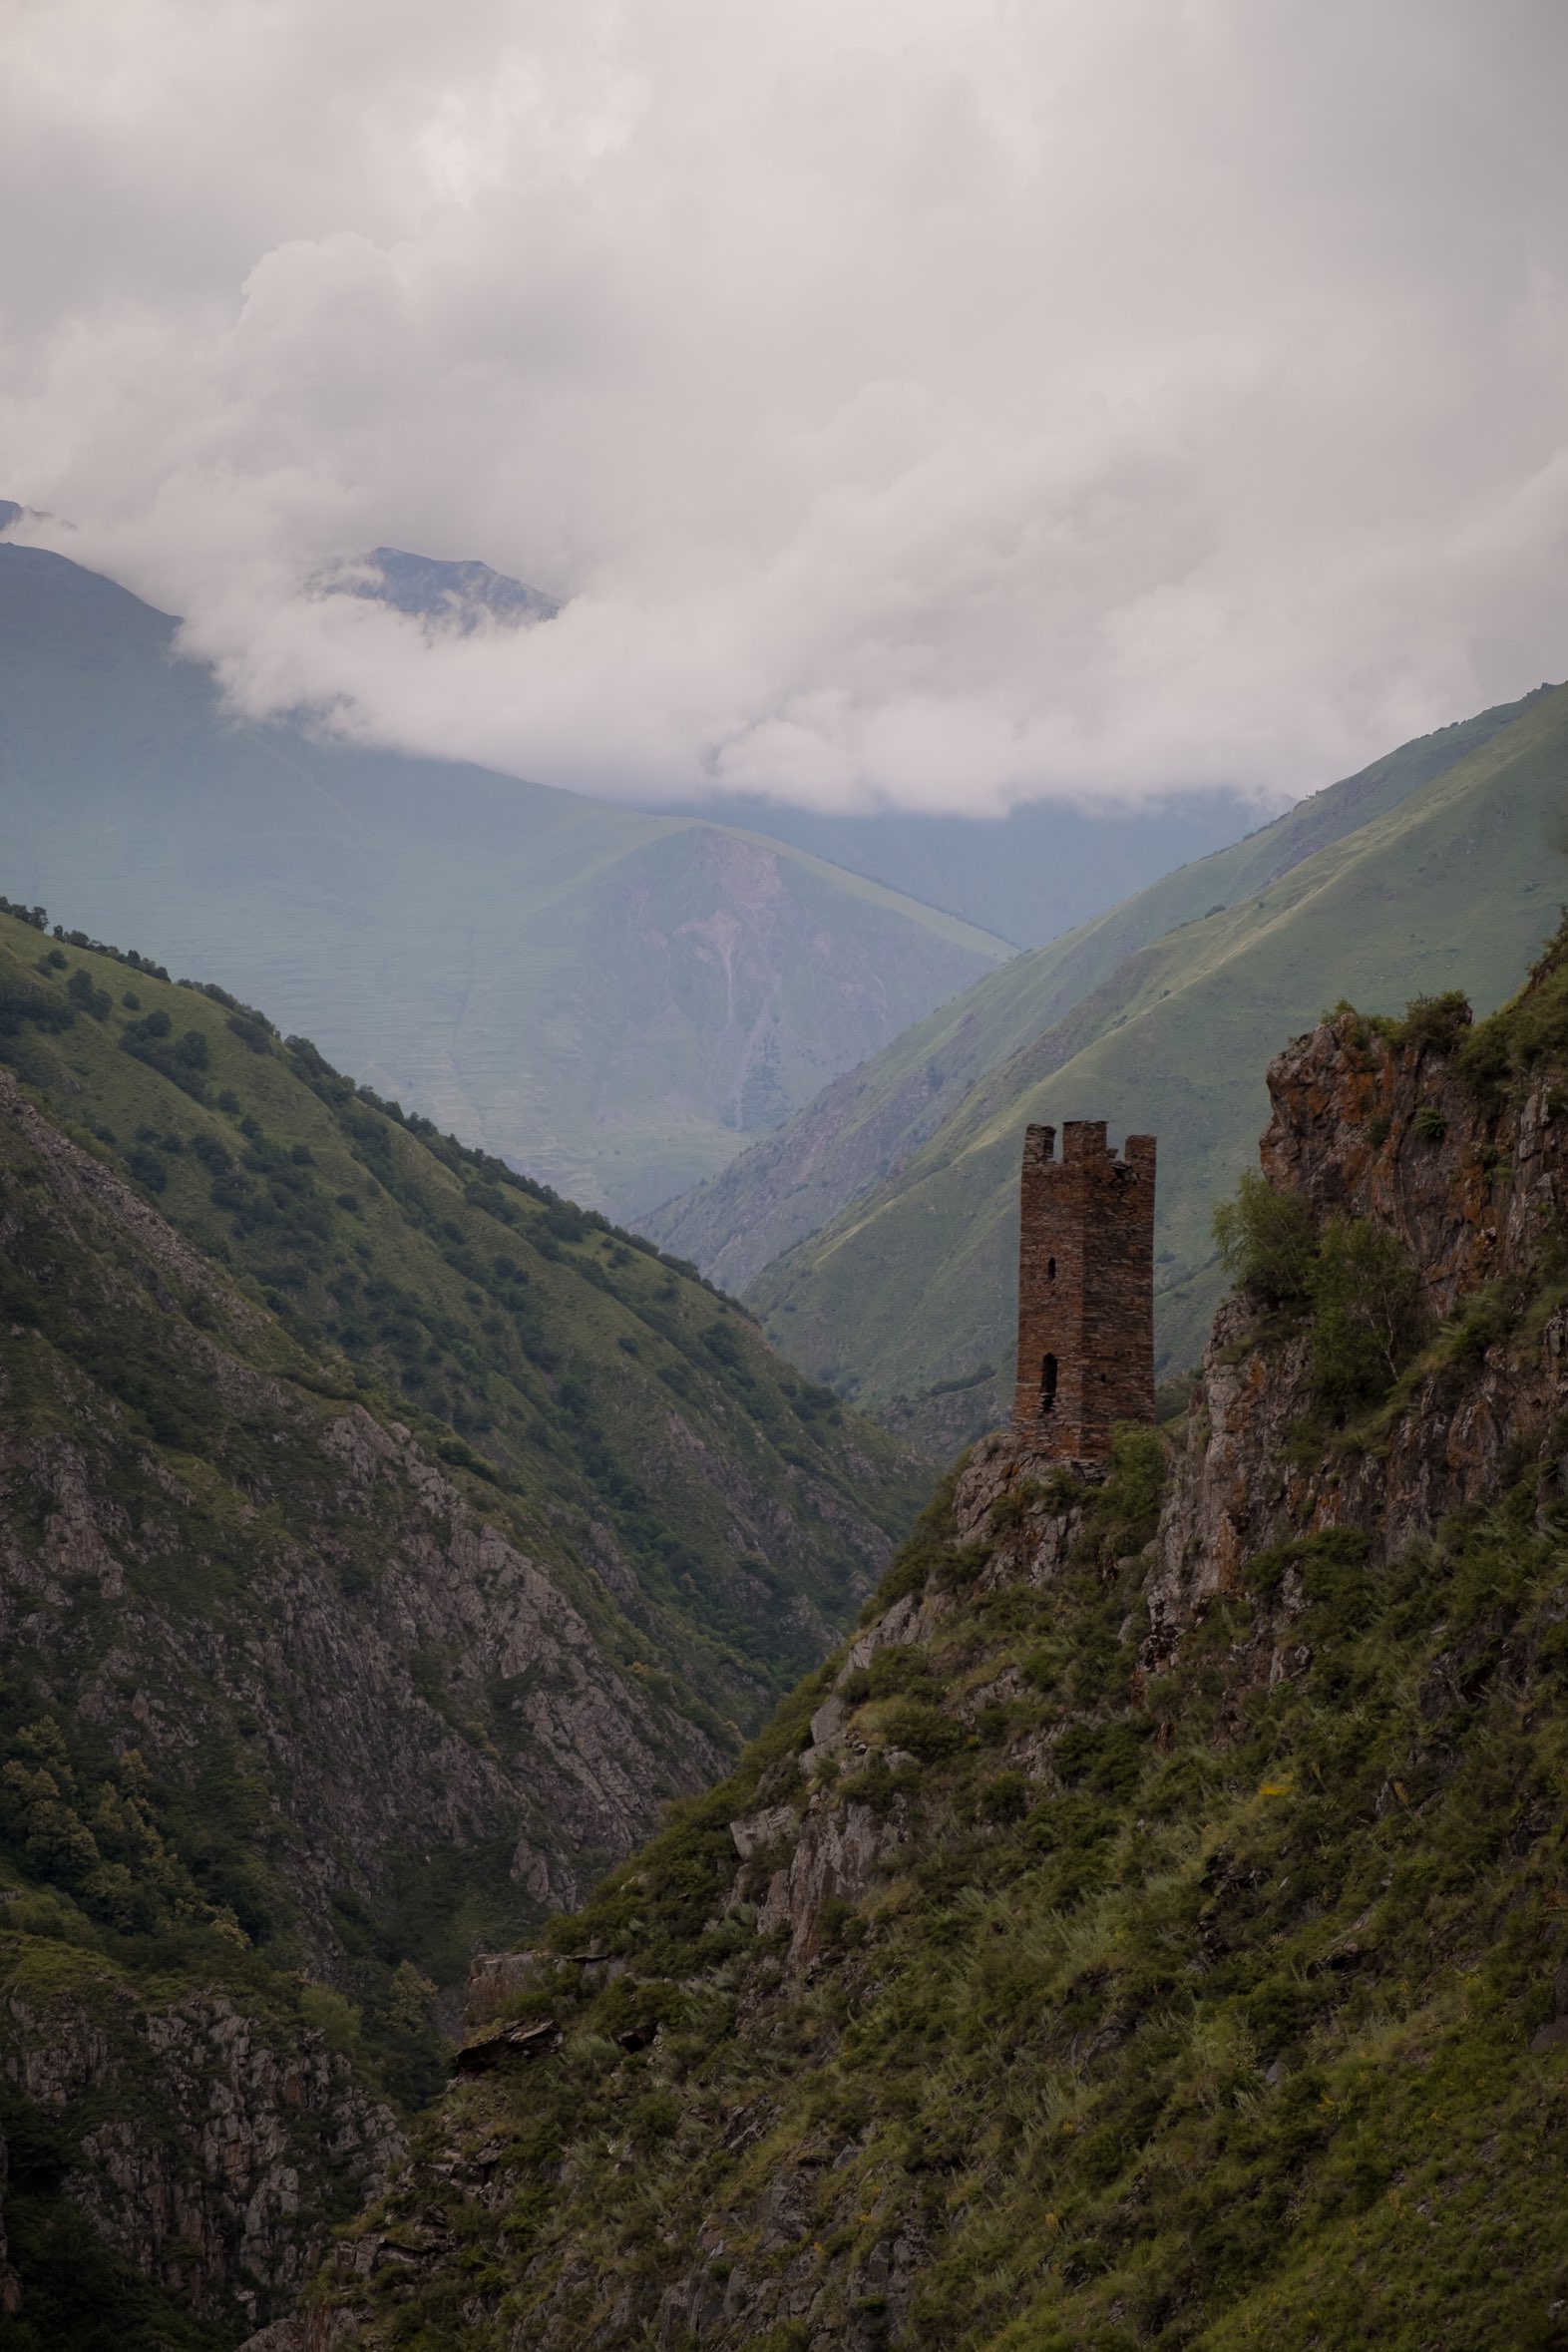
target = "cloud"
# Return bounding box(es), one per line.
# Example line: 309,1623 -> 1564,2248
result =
3,0 -> 1567,813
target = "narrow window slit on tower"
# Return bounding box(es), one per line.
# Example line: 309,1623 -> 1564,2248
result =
1046,1256 -> 1055,1281
1040,1354 -> 1057,1415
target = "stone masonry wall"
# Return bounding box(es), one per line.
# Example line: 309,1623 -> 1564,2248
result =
1012,1120 -> 1155,1459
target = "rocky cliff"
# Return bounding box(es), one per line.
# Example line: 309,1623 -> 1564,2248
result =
290,925 -> 1568,2348
0,1954 -> 401,2343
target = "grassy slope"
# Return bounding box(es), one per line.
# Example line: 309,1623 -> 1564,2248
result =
315,949 -> 1568,2352
0,545 -> 1008,1223
745,682 -> 1568,1423
647,684 -> 1546,1294
0,906 -> 924,1714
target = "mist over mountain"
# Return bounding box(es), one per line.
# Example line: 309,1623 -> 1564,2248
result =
7,8 -> 1568,2346
0,541 -> 1009,1223
347,546 -> 560,631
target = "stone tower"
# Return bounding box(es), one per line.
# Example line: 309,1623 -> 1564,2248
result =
1012,1120 -> 1156,1461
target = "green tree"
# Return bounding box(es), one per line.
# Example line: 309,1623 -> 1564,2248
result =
1309,1216 -> 1428,1414
1211,1169 -> 1317,1307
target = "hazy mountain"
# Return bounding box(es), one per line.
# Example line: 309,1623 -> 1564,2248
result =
350,543 -> 560,627
654,681 -> 1564,1442
650,789 -> 1261,949
0,542 -> 1011,1221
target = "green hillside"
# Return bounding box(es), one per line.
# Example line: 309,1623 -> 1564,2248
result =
741,682 -> 1568,1436
303,935 -> 1568,2352
0,901 -> 923,1719
647,685 -> 1547,1296
0,545 -> 1009,1224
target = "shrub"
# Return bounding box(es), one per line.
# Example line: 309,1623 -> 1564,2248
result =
1308,1218 -> 1428,1416
1212,1170 -> 1316,1308
876,1697 -> 962,1763
978,1770 -> 1027,1822
1388,990 -> 1472,1056
125,1146 -> 168,1195
65,969 -> 111,1020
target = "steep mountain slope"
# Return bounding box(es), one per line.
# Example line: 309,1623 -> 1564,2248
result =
291,928 -> 1568,2351
648,682 -> 1548,1295
650,791 -> 1256,952
728,682 -> 1568,1444
0,903 -> 921,1726
0,906 -> 924,2345
0,543 -> 1009,1221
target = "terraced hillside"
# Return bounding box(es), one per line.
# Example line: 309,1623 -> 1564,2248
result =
0,542 -> 1009,1223
664,682 -> 1566,1445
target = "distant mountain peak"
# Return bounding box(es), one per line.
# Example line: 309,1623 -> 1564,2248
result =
349,544 -> 559,629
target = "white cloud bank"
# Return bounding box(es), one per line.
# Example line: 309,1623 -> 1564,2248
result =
3,0 -> 1567,813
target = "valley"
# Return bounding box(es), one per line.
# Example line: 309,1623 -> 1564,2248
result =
3,619 -> 1566,2349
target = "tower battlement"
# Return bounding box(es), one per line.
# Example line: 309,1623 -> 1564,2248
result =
1012,1119 -> 1156,1460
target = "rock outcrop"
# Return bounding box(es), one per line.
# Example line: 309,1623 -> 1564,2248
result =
0,2125 -> 19,2317
2,1961 -> 401,2337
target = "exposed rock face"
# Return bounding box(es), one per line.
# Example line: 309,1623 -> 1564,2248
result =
0,1055 -> 737,2330
0,2125 -> 19,2317
1150,1008 -> 1567,1666
1,1964 -> 401,2336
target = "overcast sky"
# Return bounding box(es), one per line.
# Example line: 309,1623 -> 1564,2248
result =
4,0 -> 1567,814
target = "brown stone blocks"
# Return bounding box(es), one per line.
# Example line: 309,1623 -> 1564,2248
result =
1012,1119 -> 1156,1460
